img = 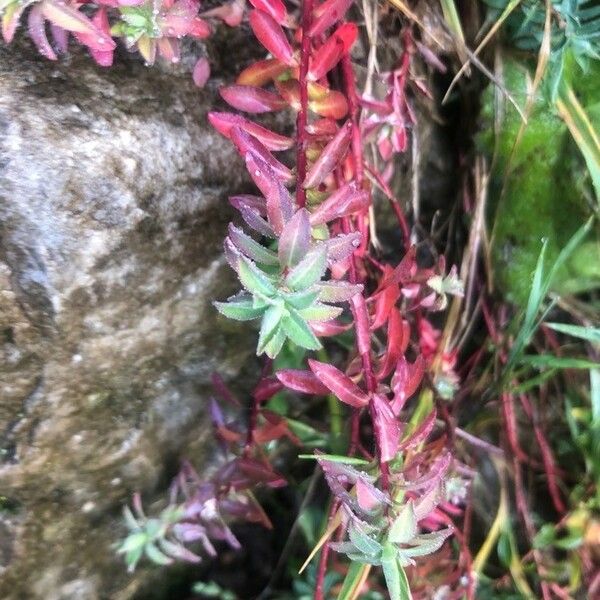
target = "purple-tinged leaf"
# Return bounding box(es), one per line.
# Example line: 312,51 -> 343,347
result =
248,0 -> 287,25
157,37 -> 181,64
159,539 -> 203,563
371,393 -> 400,462
237,57 -> 288,86
285,244 -> 328,290
50,23 -> 68,54
224,237 -> 240,271
379,246 -> 417,290
356,478 -> 386,512
252,377 -> 283,403
309,0 -> 353,37
278,208 -> 311,267
228,224 -> 279,265
309,182 -> 369,225
209,112 -> 293,151
307,22 -> 357,81
325,232 -> 361,264
212,372 -> 241,407
28,5 -> 57,60
86,8 -> 113,66
231,127 -> 294,184
308,359 -> 369,407
249,9 -> 295,65
414,483 -> 442,521
276,369 -> 330,395
193,56 -> 210,88
316,280 -> 363,303
230,194 -> 267,215
220,84 -> 287,113
40,0 -> 114,50
245,155 -> 293,235
189,17 -> 212,38
303,121 -> 352,189
398,409 -> 436,451
238,205 -> 275,238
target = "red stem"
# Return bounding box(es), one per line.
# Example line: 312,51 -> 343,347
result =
296,0 -> 314,208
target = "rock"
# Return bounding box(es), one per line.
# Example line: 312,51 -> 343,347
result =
0,36 -> 254,599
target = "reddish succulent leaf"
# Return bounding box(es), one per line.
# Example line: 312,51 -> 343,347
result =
308,88 -> 349,119
307,118 -> 339,137
248,0 -> 287,25
209,112 -> 293,151
303,121 -> 352,189
370,393 -> 400,463
309,0 -> 353,37
253,376 -> 284,402
87,8 -> 113,66
237,58 -> 288,86
310,319 -> 351,336
376,309 -> 404,380
159,0 -> 199,37
371,272 -> 400,330
230,126 -> 294,184
309,182 -> 369,224
200,0 -> 245,26
40,0 -> 114,50
28,5 -> 57,60
254,410 -> 299,444
220,84 -> 287,113
308,359 -> 369,408
249,9 -> 295,66
193,57 -> 210,87
276,369 -> 331,395
274,79 -> 301,110
278,209 -> 311,267
157,37 -> 181,63
399,409 -> 436,451
190,17 -> 212,38
379,246 -> 417,289
350,294 -> 372,357
307,22 -> 357,81
391,355 -> 425,414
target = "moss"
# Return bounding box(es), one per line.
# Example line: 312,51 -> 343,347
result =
479,54 -> 600,304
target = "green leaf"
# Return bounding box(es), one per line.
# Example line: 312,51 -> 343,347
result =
349,523 -> 382,557
546,322 -> 600,344
263,326 -> 287,358
125,545 -> 144,572
381,542 -> 412,600
144,542 -> 172,565
519,355 -> 599,370
282,289 -> 320,310
298,302 -> 343,322
214,295 -> 266,321
336,561 -> 370,600
285,245 -> 328,291
257,304 -> 285,355
118,532 -> 147,554
298,454 -> 369,464
281,309 -> 322,350
388,502 -> 417,545
237,255 -> 277,298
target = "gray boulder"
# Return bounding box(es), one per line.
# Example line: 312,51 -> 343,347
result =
0,36 -> 253,599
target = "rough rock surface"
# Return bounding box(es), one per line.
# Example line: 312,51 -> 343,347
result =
0,37 -> 254,599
